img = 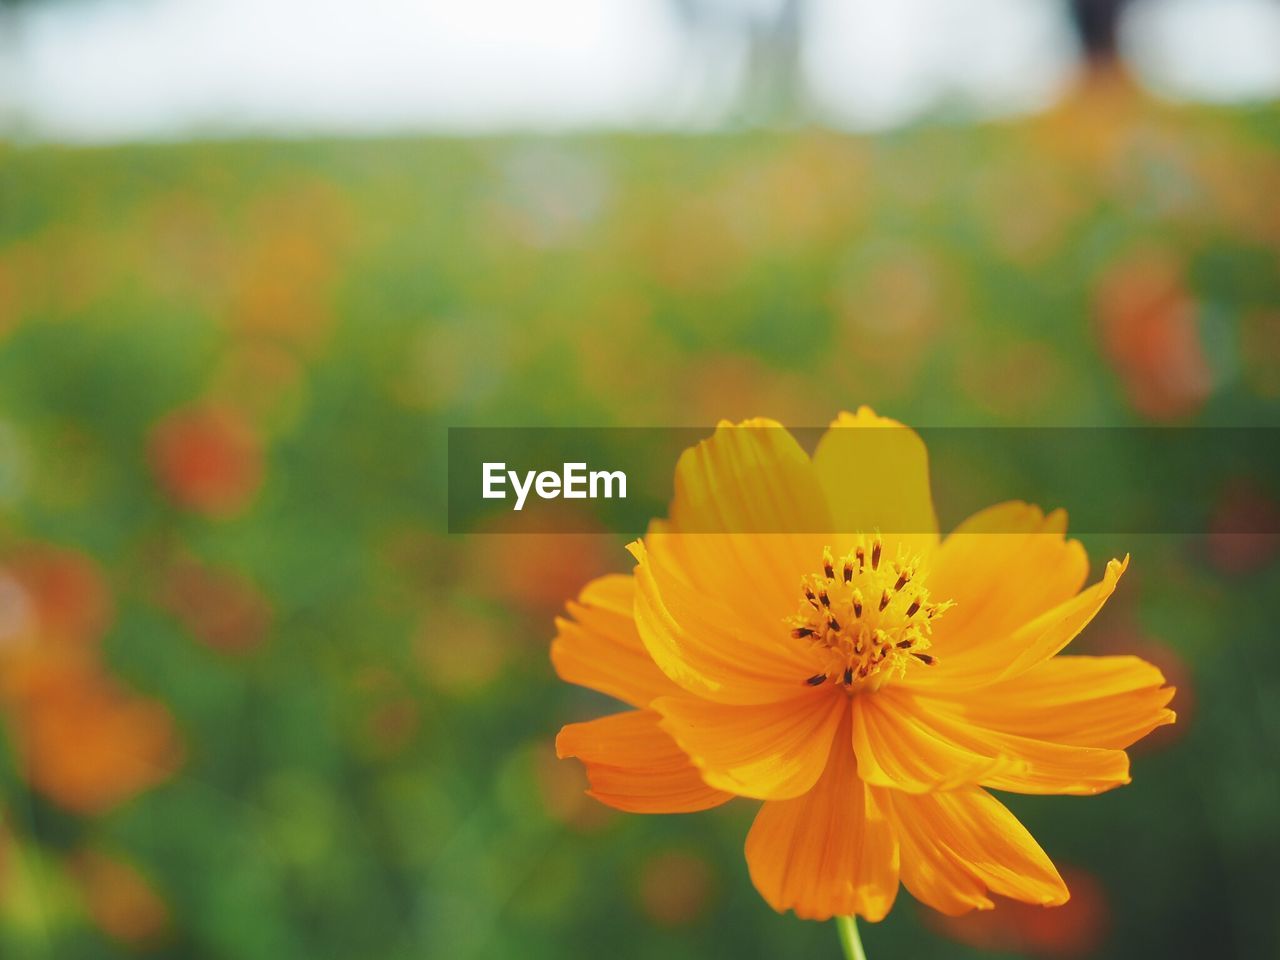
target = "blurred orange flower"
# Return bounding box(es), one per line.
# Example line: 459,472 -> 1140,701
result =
68,848 -> 171,947
554,410 -> 1174,921
414,604 -> 510,695
224,181 -> 350,357
4,658 -> 182,815
0,542 -> 184,814
0,258 -> 20,342
148,404 -> 264,518
1239,311 -> 1280,399
207,340 -> 309,435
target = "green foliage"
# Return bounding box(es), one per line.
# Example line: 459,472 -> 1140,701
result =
1,99 -> 1278,958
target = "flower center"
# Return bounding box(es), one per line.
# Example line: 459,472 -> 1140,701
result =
787,536 -> 952,693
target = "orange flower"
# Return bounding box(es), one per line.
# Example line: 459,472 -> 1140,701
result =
3,658 -> 182,815
0,544 -> 111,657
68,848 -> 171,947
553,410 -> 1174,923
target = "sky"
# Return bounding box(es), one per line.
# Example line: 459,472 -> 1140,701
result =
1,0 -> 1278,142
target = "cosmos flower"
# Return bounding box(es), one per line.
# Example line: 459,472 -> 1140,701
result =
553,409 -> 1174,923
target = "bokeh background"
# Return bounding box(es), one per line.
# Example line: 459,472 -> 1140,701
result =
2,1 -> 1279,957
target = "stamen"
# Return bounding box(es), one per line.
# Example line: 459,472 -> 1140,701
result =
787,544 -> 950,692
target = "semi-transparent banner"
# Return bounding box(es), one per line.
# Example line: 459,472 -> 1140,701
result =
447,426 -> 1280,535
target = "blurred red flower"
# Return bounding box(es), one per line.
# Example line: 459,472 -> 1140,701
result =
472,507 -> 615,619
637,849 -> 716,927
352,667 -> 421,757
148,405 -> 264,518
68,848 -> 171,947
1205,479 -> 1280,575
156,556 -> 272,654
1095,251 -> 1212,421
928,866 -> 1110,957
0,544 -> 111,654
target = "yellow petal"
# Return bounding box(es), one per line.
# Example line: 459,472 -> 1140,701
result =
555,710 -> 733,814
934,655 -> 1176,750
668,417 -> 831,536
925,502 -> 1089,656
659,418 -> 833,626
575,572 -> 633,616
908,556 -> 1129,693
885,787 -> 1068,915
630,540 -> 820,705
643,525 -> 822,637
654,692 -> 847,800
745,714 -> 899,921
812,408 -> 939,558
851,689 -> 1023,794
551,574 -> 679,709
855,688 -> 1134,796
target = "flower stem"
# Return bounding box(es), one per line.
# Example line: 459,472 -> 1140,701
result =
835,915 -> 867,960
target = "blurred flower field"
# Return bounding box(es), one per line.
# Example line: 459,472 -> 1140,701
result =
1,81 -> 1279,958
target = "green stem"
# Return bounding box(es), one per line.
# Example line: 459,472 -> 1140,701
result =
835,915 -> 868,960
